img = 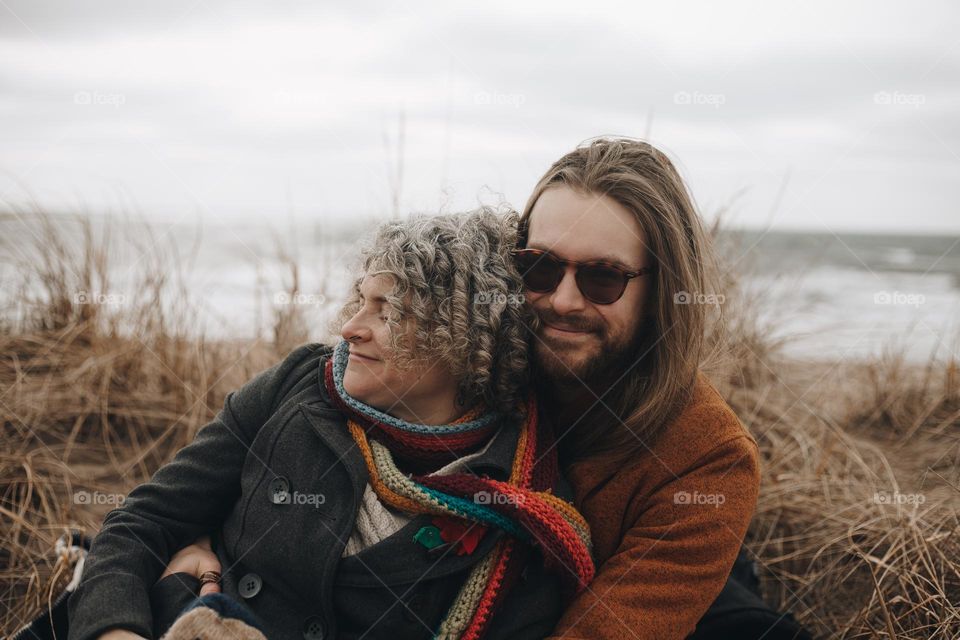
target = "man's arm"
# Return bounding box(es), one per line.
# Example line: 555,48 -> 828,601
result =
546,435 -> 761,640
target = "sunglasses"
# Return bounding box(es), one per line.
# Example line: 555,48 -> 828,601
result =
511,248 -> 655,304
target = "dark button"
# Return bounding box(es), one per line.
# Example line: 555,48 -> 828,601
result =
403,594 -> 424,622
303,616 -> 325,640
269,476 -> 291,504
238,572 -> 262,598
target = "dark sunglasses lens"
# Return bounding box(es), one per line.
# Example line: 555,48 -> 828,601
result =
515,253 -> 560,292
578,266 -> 627,304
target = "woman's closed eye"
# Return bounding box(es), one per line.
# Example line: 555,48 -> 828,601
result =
357,293 -> 388,319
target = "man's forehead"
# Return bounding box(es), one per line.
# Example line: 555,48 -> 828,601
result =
526,189 -> 648,267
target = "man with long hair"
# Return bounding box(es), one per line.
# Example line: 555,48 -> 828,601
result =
517,137 -> 762,639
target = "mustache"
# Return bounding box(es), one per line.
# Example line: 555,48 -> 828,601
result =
534,308 -> 603,333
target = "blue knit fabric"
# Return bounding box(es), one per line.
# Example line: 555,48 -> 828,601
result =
419,485 -> 531,540
330,340 -> 500,434
177,593 -> 266,632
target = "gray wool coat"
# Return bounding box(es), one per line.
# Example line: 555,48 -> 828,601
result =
67,343 -> 573,640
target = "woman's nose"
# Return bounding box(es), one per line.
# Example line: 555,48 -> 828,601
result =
341,312 -> 372,342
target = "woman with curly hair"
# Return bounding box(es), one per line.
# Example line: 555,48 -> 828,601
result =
66,208 -> 595,640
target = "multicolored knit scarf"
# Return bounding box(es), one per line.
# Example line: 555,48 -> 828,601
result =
324,340 -> 595,640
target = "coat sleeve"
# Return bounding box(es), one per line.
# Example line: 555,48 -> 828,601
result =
66,345 -> 320,640
545,434 -> 761,640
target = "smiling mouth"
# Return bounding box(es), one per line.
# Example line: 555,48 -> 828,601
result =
349,351 -> 380,362
543,323 -> 592,335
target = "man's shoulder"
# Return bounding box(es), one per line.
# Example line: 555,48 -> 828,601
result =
646,370 -> 758,475
569,371 -> 757,485
680,370 -> 755,444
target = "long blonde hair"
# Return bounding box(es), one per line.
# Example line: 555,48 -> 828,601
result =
520,137 -> 723,466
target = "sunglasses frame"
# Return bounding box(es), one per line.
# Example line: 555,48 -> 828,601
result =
511,248 -> 656,304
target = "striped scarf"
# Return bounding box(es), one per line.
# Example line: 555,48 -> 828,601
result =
324,340 -> 595,640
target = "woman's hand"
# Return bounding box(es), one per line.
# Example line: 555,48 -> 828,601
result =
159,534 -> 222,595
97,630 -> 148,640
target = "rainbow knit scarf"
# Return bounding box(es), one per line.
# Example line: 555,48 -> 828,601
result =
324,340 -> 595,640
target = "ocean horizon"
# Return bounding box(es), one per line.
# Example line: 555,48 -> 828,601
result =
3,215 -> 958,364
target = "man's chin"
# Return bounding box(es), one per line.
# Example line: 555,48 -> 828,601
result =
533,341 -> 597,384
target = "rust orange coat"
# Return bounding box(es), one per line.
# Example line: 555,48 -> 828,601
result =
546,372 -> 761,640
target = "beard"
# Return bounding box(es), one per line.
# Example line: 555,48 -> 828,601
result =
531,306 -> 646,390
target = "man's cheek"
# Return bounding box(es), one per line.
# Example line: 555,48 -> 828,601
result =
525,294 -> 550,314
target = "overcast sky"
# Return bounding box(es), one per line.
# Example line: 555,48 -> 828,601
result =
1,0 -> 958,233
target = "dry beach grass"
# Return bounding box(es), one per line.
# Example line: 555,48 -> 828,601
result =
1,209 -> 959,639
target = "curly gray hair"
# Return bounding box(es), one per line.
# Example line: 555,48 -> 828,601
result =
334,207 -> 531,414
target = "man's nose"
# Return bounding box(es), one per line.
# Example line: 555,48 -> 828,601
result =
548,266 -> 587,314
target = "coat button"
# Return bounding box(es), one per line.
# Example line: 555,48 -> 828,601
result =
302,616 -> 325,640
403,594 -> 423,622
269,476 -> 291,504
238,572 -> 262,598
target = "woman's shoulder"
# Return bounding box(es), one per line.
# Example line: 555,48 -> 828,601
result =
279,341 -> 336,399
231,342 -> 336,418
279,341 -> 335,376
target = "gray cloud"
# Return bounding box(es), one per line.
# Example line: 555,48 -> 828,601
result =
0,0 -> 958,232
